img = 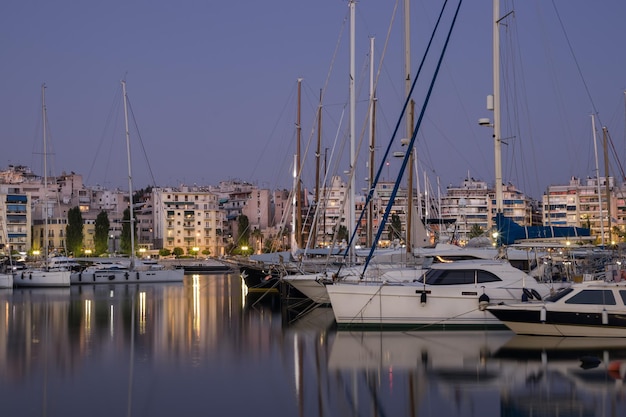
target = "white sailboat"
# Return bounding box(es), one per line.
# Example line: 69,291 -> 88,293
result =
14,84 -> 71,288
71,80 -> 183,284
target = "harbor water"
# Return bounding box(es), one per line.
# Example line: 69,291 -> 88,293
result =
1,272 -> 626,416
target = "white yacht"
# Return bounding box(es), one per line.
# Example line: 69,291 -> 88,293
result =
326,259 -> 560,329
487,280 -> 626,337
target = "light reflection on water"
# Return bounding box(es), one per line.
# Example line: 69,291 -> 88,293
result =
0,273 -> 625,417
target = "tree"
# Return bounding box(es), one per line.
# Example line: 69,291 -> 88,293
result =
237,215 -> 250,247
66,206 -> 84,256
159,248 -> 171,257
337,225 -> 349,243
172,247 -> 184,257
388,214 -> 402,241
120,208 -> 135,255
468,224 -> 484,239
94,211 -> 110,255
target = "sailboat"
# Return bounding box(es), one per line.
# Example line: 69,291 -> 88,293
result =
71,81 -> 183,284
14,84 -> 71,288
321,0 -> 575,328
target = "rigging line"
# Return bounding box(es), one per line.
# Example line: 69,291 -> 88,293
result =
340,0 -> 453,269
549,0 -> 600,119
362,0 -> 463,276
292,0 -> 351,209
502,6 -> 541,198
605,128 -> 626,183
85,84 -> 122,186
249,81 -> 298,185
125,96 -> 158,188
313,2 -> 399,261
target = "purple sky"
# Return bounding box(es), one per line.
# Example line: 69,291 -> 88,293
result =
2,0 -> 625,199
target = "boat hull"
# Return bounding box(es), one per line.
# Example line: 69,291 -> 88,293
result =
327,282 -> 550,329
71,268 -> 184,284
240,266 -> 280,291
285,276 -> 332,304
488,303 -> 626,337
0,273 -> 13,289
14,270 -> 71,287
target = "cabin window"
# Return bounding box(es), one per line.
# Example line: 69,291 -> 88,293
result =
420,269 -> 502,285
565,290 -> 616,305
619,290 -> 626,305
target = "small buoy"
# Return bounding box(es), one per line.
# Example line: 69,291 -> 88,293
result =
540,306 -> 547,322
602,308 -> 609,325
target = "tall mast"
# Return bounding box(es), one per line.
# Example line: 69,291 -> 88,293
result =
348,0 -> 356,261
603,126 -> 612,242
591,114 -> 604,245
368,36 -> 376,248
312,88 -> 322,249
407,100 -> 414,253
493,0 -> 503,213
404,0 -> 413,253
295,78 -> 302,249
122,80 -> 135,268
41,83 -> 49,267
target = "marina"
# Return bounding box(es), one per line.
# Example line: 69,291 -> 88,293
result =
1,271 -> 626,417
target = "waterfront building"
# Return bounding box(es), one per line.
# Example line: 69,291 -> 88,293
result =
0,185 -> 31,255
151,186 -> 226,257
543,176 -> 626,244
440,177 -> 537,245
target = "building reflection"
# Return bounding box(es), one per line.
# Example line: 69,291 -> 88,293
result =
1,277 -> 625,416
0,274 -> 253,380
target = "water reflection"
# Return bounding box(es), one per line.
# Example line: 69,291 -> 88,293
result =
0,274 -> 625,417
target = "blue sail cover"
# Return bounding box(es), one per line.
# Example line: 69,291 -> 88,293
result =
495,213 -> 591,245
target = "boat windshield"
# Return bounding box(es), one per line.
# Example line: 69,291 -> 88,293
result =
564,289 -> 617,305
416,268 -> 502,285
543,287 -> 573,302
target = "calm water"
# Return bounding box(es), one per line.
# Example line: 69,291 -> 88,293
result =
1,273 -> 626,417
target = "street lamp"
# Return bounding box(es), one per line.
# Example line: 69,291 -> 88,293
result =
192,246 -> 199,259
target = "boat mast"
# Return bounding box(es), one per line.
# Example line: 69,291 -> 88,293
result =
404,0 -> 413,254
348,0 -> 356,261
41,83 -> 49,269
603,126 -> 612,243
295,78 -> 302,249
493,0 -> 503,213
121,80 -> 135,268
591,114 -> 605,245
312,88 -> 322,249
368,36 -> 376,248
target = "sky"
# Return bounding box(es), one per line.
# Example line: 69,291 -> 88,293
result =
2,0 -> 626,200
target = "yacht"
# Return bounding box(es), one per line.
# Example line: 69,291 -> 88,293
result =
326,259 -> 561,329
487,280 -> 626,337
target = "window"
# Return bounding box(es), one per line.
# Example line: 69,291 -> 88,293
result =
620,290 -> 626,305
565,290 -> 616,305
419,269 -> 502,285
